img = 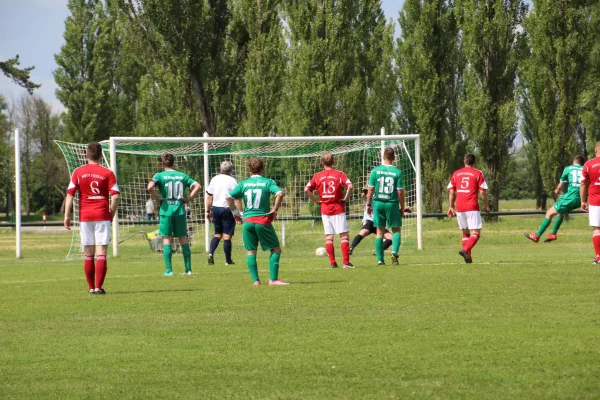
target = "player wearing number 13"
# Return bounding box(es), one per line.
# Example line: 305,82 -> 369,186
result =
579,142 -> 600,264
147,154 -> 202,276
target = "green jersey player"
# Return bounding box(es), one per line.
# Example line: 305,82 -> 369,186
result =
366,147 -> 406,266
525,155 -> 585,243
148,154 -> 201,276
227,158 -> 288,286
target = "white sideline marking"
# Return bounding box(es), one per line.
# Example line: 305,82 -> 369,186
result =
0,259 -> 593,285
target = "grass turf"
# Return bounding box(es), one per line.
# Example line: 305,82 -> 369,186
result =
0,216 -> 599,399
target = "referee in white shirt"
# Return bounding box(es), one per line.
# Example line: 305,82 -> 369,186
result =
206,161 -> 238,265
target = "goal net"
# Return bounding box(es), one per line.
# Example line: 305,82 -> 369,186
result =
56,135 -> 422,259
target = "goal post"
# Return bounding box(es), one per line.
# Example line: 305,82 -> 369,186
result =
58,133 -> 423,259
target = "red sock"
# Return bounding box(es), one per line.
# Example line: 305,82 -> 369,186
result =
341,237 -> 350,264
464,234 -> 480,252
84,255 -> 95,290
95,254 -> 107,289
326,239 -> 336,265
461,234 -> 469,250
593,234 -> 600,258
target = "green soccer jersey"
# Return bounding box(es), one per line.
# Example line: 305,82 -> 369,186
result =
229,175 -> 282,220
559,164 -> 583,198
152,170 -> 197,216
368,165 -> 403,202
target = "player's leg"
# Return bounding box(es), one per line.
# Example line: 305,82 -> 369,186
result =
385,203 -> 402,265
322,215 -> 337,267
222,209 -> 236,265
243,223 -> 261,284
548,197 -> 579,242
373,203 -> 386,264
456,212 -> 473,263
335,213 -> 352,268
588,206 -> 600,263
383,229 -> 393,251
526,206 -> 558,242
93,221 -> 111,293
208,208 -> 223,265
461,229 -> 470,253
350,220 -> 373,254
158,215 -> 175,275
80,222 -> 96,293
461,212 -> 482,262
174,215 -> 192,274
256,224 -> 288,285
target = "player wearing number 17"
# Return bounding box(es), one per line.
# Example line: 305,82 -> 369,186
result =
147,154 -> 202,276
447,154 -> 490,264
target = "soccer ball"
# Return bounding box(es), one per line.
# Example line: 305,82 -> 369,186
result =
315,247 -> 328,257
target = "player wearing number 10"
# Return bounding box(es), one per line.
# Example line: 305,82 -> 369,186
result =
524,155 -> 585,243
147,154 -> 202,276
227,158 -> 288,286
366,147 -> 405,266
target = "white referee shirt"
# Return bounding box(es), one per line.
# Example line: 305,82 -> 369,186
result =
207,174 -> 238,207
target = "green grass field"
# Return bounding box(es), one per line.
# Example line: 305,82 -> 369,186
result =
1,215 -> 599,399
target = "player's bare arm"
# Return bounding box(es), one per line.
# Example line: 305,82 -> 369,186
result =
267,192 -> 285,220
304,186 -> 322,205
64,194 -> 74,230
447,189 -> 456,218
341,182 -> 354,203
398,189 -> 406,215
481,189 -> 490,216
227,196 -> 243,223
366,187 -> 375,215
147,181 -> 160,202
205,193 -> 213,222
109,193 -> 120,219
184,182 -> 202,203
554,181 -> 565,196
580,181 -> 589,212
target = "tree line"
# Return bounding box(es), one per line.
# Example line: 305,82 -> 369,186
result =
2,0 -> 600,216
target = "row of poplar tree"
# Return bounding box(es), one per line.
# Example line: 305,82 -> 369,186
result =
5,0 -> 600,215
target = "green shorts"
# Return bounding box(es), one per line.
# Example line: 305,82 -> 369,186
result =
243,222 -> 280,251
159,214 -> 188,238
373,201 -> 402,229
553,195 -> 581,214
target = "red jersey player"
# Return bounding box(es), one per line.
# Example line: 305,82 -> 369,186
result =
580,141 -> 600,263
64,142 -> 120,294
304,152 -> 354,268
447,154 -> 490,263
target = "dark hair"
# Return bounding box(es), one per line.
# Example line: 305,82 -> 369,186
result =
321,152 -> 334,167
574,155 -> 585,165
248,158 -> 264,174
383,147 -> 395,162
464,153 -> 476,166
86,142 -> 103,162
161,153 -> 175,168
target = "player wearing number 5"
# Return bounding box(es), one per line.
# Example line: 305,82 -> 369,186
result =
447,154 -> 489,264
525,155 -> 585,243
148,154 -> 202,276
366,147 -> 405,266
305,152 -> 354,269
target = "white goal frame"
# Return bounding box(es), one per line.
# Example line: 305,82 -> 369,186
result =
107,133 -> 422,257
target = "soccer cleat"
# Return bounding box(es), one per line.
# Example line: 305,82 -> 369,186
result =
331,262 -> 339,269
252,281 -> 262,286
377,260 -> 385,266
183,271 -> 192,276
391,253 -> 399,266
342,263 -> 355,269
207,254 -> 214,265
94,288 -> 106,295
458,250 -> 472,264
88,289 -> 96,295
544,234 -> 557,243
164,271 -> 174,276
593,256 -> 600,265
268,279 -> 289,286
348,247 -> 354,255
524,233 -> 539,243
225,261 -> 235,265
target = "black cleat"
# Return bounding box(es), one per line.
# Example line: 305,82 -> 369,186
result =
94,288 -> 106,295
88,289 -> 96,295
208,254 -> 214,265
391,253 -> 399,265
458,250 -> 472,264
348,247 -> 354,255
331,262 -> 339,269
377,261 -> 385,266
225,261 -> 235,265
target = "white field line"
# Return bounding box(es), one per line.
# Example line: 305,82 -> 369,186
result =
0,259 -> 592,285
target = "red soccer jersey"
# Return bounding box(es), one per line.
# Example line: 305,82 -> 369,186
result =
306,169 -> 352,216
67,164 -> 120,222
447,167 -> 488,212
582,158 -> 600,206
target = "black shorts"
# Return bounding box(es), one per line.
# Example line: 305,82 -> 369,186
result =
212,207 -> 235,236
361,220 -> 389,235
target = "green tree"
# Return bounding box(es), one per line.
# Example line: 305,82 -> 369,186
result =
457,0 -> 527,212
397,0 -> 463,212
0,55 -> 40,94
0,94 -> 13,215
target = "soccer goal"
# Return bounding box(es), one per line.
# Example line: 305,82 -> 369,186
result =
56,133 -> 422,258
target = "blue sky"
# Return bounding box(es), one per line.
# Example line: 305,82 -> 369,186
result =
0,0 -> 403,113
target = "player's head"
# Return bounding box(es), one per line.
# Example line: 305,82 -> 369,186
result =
86,142 -> 103,162
573,155 -> 585,165
383,147 -> 395,162
248,158 -> 264,175
321,152 -> 335,167
464,153 -> 476,166
161,153 -> 175,169
220,160 -> 234,175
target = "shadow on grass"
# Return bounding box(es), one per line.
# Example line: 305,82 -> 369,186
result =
290,280 -> 345,285
110,288 -> 203,295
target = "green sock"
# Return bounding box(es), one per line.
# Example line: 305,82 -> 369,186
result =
536,218 -> 551,237
269,252 -> 281,281
551,215 -> 564,235
392,232 -> 401,254
182,243 -> 191,272
375,238 -> 384,262
163,244 -> 173,273
247,255 -> 259,282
